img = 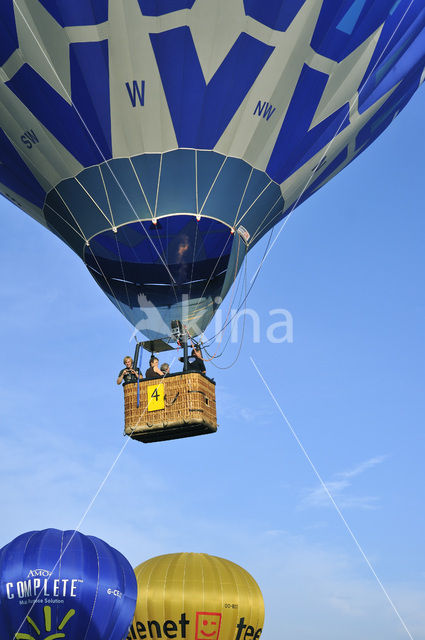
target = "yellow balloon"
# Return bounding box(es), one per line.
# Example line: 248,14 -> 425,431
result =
127,553 -> 264,640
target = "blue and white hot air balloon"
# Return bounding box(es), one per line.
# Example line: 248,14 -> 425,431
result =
0,529 -> 137,640
0,0 -> 424,339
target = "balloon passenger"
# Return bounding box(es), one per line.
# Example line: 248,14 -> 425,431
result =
180,347 -> 206,374
189,347 -> 206,374
117,356 -> 141,385
160,362 -> 170,375
145,356 -> 164,380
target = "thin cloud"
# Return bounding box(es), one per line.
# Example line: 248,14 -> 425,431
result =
336,455 -> 389,479
299,455 -> 388,510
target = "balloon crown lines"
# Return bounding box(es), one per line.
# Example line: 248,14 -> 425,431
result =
127,613 -> 262,640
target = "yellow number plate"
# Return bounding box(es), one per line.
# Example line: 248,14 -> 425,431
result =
147,384 -> 164,411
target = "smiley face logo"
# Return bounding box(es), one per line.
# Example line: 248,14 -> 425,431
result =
195,612 -> 222,640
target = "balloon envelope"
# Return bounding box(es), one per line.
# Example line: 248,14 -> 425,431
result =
1,1 -> 425,337
130,552 -> 264,640
0,528 -> 137,640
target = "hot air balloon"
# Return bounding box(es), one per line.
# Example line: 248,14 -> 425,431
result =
1,1 -> 425,441
0,1 -> 424,340
129,552 -> 264,640
0,528 -> 137,640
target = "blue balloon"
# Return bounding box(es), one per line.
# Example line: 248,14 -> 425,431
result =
1,0 -> 425,339
0,529 -> 137,640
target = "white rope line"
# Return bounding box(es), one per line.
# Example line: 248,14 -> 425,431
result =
44,200 -> 86,242
75,174 -> 114,226
187,214 -> 200,304
12,354 -> 177,639
187,150 -> 202,304
129,157 -> 154,218
195,149 -> 199,215
250,357 -> 415,640
249,192 -> 284,244
198,156 -> 227,215
154,153 -> 163,220
126,156 -> 180,304
112,231 -> 132,310
188,232 -> 234,324
45,186 -> 132,319
233,167 -> 254,227
43,184 -> 133,321
98,164 -> 116,227
235,179 -> 274,227
85,244 -> 131,320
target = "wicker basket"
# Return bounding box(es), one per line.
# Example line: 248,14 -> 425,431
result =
124,373 -> 217,443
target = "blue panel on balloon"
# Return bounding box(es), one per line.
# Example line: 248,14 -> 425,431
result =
201,157 -> 252,226
77,165 -> 113,221
38,0 -> 108,26
6,41 -> 111,167
0,529 -> 137,640
267,64 -> 350,183
131,154 -> 162,215
236,169 -> 274,222
243,0 -> 307,31
196,151 -> 227,210
56,178 -> 111,239
99,159 -> 151,226
311,0 -> 396,62
150,27 -> 274,148
157,150 -> 196,215
0,130 -> 46,208
358,3 -> 425,112
84,216 -> 233,318
70,41 -> 112,160
137,0 -> 195,15
44,190 -> 87,255
237,182 -> 283,238
250,197 -> 286,244
356,73 -> 419,152
0,1 -> 18,66
296,147 -> 349,207
106,159 -> 152,222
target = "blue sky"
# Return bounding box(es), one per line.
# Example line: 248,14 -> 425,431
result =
0,85 -> 424,639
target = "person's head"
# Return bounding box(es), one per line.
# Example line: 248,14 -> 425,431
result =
160,363 -> 169,374
123,356 -> 133,368
149,356 -> 158,367
191,347 -> 202,358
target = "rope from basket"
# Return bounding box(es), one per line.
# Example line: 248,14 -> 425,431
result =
182,240 -> 243,362
136,347 -> 142,408
184,326 -> 218,363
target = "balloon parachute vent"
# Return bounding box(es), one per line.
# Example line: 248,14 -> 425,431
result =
124,373 -> 217,443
